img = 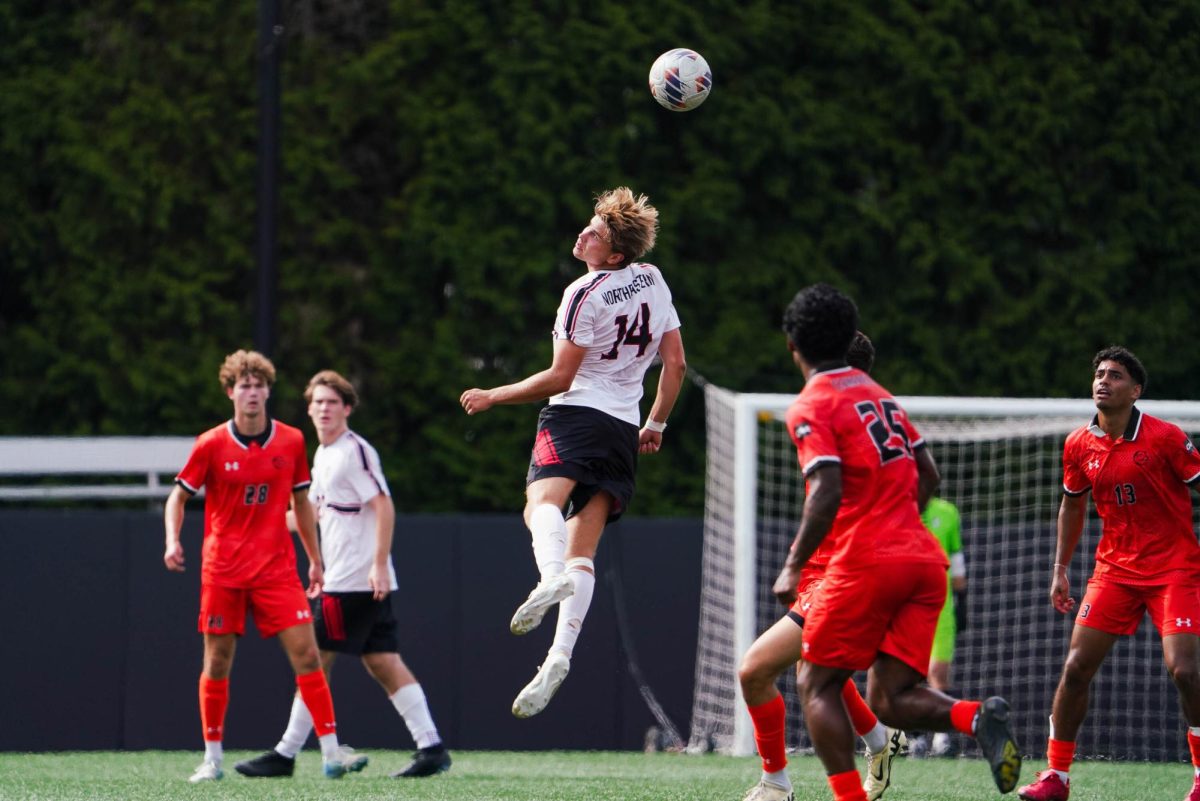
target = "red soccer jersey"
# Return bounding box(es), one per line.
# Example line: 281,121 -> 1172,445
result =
1062,408 -> 1200,585
176,419 -> 312,588
786,367 -> 946,571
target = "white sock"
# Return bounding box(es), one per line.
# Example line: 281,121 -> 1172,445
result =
763,767 -> 791,790
862,721 -> 888,753
391,682 -> 442,750
529,504 -> 567,581
275,694 -> 312,759
203,740 -> 223,765
550,558 -> 595,659
1053,769 -> 1070,784
318,732 -> 340,759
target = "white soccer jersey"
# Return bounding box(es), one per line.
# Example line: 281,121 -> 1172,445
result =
550,262 -> 681,426
308,429 -> 398,593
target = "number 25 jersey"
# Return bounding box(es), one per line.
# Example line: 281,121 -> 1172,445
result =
550,263 -> 681,426
786,366 -> 946,571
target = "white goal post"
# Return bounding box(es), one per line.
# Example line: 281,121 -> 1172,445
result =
689,385 -> 1200,761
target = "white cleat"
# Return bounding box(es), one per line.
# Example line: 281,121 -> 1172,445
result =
323,744 -> 369,778
188,760 -> 224,783
512,652 -> 571,718
741,779 -> 795,801
864,727 -> 906,800
509,573 -> 574,635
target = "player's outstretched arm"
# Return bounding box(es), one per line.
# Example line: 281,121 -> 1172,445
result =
460,339 -> 587,415
773,464 -> 842,605
163,484 -> 189,572
1051,493 -> 1087,613
639,328 -> 687,455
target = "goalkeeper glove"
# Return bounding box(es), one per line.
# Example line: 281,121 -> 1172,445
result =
953,590 -> 967,632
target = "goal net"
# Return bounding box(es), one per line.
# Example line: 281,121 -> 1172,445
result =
688,384 -> 1200,762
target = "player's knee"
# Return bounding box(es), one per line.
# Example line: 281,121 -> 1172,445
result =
289,645 -> 321,674
1166,657 -> 1200,693
1061,652 -> 1099,687
737,654 -> 774,695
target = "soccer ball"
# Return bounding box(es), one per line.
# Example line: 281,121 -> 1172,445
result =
648,48 -> 713,112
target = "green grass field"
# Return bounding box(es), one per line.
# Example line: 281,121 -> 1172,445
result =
0,750 -> 1189,801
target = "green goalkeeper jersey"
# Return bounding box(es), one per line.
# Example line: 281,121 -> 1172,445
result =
922,496 -> 962,582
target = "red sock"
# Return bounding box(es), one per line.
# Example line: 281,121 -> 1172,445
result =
950,700 -> 981,735
198,675 -> 229,742
828,768 -> 868,801
747,694 -> 787,773
841,680 -> 878,737
1046,737 -> 1075,773
296,669 -> 337,738
1188,730 -> 1200,770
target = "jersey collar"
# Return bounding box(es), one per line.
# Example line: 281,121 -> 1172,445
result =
227,417 -> 275,449
811,364 -> 854,378
1087,405 -> 1142,441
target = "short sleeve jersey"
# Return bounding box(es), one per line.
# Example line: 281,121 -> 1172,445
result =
175,419 -> 311,588
1062,408 -> 1200,584
785,366 -> 947,571
550,263 -> 681,426
922,497 -> 962,559
309,429 -> 397,593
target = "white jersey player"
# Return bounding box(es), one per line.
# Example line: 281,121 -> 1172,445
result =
460,187 -> 687,718
309,430 -> 398,593
236,371 -> 452,780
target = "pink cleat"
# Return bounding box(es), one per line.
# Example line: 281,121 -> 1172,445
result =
1017,770 -> 1069,801
1185,773 -> 1200,801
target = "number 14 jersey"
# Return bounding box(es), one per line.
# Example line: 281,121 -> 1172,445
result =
551,262 -> 681,426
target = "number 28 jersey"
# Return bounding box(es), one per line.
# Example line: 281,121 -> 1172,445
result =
550,263 -> 681,427
786,366 -> 946,571
175,419 -> 312,588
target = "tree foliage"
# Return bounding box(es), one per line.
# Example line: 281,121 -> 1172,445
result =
3,1 -> 1199,514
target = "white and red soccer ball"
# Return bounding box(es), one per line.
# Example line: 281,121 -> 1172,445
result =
648,48 -> 712,112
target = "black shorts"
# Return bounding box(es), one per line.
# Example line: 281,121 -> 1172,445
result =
525,404 -> 639,523
314,591 -> 400,655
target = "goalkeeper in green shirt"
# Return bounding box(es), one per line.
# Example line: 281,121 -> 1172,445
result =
920,495 -> 967,757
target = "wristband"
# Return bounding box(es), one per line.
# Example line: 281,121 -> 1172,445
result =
644,419 -> 667,433
1053,563 -> 1068,572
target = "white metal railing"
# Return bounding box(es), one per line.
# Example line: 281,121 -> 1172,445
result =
0,437 -> 195,500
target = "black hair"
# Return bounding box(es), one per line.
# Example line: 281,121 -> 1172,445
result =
847,330 -> 875,373
782,284 -> 859,364
1093,345 -> 1148,391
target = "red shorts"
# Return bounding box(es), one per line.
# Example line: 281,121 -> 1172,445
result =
789,568 -> 826,624
802,561 -> 946,673
199,582 -> 313,638
1077,577 -> 1200,637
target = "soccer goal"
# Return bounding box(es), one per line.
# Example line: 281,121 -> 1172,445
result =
688,384 -> 1200,762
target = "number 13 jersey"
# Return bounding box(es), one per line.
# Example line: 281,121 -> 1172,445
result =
551,263 -> 681,426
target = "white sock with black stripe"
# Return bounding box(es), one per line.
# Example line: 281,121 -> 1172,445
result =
550,557 -> 595,659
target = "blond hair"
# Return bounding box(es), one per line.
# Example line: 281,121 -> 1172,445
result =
595,187 -> 658,265
304,369 -> 358,407
218,349 -> 276,389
